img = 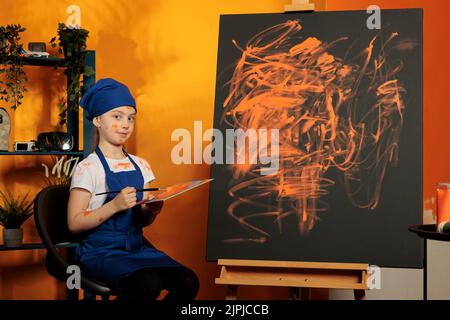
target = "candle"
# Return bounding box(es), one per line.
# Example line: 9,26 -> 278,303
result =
437,183 -> 450,232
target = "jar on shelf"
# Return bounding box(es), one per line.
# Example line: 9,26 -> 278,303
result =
437,183 -> 450,232
0,107 -> 11,151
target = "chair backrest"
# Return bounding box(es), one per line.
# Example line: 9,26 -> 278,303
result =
34,185 -> 79,281
34,185 -> 79,246
34,185 -> 112,296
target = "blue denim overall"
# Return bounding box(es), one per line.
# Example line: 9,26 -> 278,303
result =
75,146 -> 180,289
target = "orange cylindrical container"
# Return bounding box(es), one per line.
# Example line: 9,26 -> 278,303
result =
437,183 -> 450,231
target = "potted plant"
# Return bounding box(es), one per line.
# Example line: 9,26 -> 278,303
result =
0,190 -> 33,247
50,23 -> 93,126
0,24 -> 28,110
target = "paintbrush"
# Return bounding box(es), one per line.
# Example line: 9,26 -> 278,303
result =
95,188 -> 163,196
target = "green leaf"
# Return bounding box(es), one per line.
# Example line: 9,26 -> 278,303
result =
0,189 -> 34,228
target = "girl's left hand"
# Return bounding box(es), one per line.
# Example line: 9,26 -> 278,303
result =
142,194 -> 163,211
143,199 -> 164,213
136,193 -> 153,206
140,194 -> 164,226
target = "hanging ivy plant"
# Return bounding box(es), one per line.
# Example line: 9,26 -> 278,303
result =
0,24 -> 28,110
50,23 -> 94,126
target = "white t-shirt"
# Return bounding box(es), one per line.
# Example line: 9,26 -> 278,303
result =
69,152 -> 156,210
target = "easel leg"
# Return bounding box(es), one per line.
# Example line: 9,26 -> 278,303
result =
225,285 -> 238,300
354,289 -> 366,300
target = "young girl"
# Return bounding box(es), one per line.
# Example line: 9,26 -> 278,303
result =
67,78 -> 199,300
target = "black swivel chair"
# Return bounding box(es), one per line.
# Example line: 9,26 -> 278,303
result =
34,185 -> 114,300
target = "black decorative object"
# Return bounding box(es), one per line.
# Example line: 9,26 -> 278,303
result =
37,132 -> 73,151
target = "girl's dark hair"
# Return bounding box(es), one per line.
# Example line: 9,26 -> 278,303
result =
90,126 -> 100,153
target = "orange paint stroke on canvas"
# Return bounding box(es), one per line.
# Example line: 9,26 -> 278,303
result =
222,20 -> 406,242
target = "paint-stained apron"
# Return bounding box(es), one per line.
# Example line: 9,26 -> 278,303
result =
75,146 -> 180,290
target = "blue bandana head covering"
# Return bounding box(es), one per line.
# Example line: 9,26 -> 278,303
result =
80,78 -> 136,121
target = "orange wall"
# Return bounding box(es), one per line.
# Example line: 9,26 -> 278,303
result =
0,0 -> 447,299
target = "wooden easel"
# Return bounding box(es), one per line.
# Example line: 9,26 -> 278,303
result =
284,0 -> 327,12
284,0 -> 315,12
216,259 -> 369,300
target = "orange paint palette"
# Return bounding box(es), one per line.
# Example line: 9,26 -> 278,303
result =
137,179 -> 213,204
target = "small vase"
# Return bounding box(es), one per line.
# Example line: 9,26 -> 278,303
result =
0,107 -> 11,151
3,228 -> 23,248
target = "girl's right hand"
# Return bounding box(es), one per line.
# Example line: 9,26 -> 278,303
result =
112,187 -> 137,212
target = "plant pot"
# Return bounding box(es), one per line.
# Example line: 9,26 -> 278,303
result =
3,228 -> 23,248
